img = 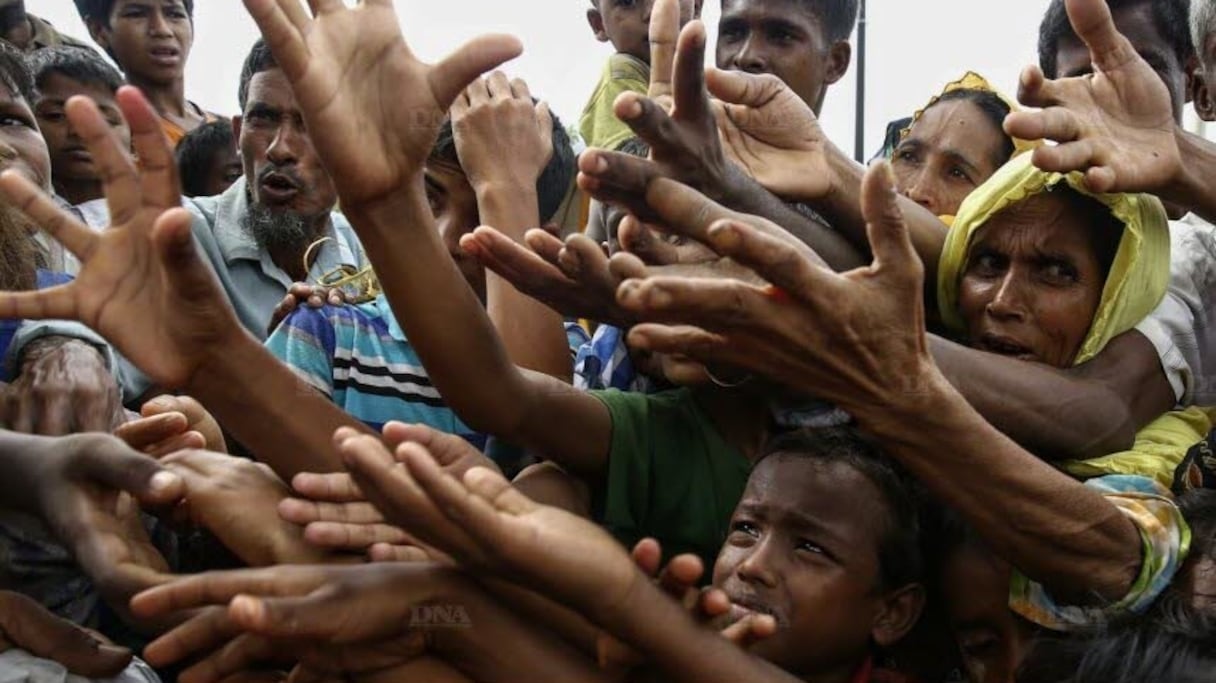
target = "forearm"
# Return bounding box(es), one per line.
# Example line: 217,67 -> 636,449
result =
435,575 -> 611,683
851,367 -> 1142,602
476,184 -> 573,383
185,332 -> 371,478
718,166 -> 863,271
929,333 -> 1169,459
824,149 -> 948,283
1166,129 -> 1216,226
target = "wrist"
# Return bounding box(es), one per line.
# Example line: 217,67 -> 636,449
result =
848,364 -> 967,447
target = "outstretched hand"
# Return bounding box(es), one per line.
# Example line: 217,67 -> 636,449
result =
241,0 -> 522,209
0,88 -> 244,389
618,162 -> 936,416
1003,0 -> 1181,193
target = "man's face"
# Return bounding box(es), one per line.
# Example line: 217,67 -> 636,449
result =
712,455 -> 905,679
1195,33 -> 1216,122
1054,3 -> 1190,122
97,0 -> 193,85
425,159 -> 484,300
716,0 -> 846,113
0,82 -> 50,192
34,74 -> 131,187
0,2 -> 31,51
235,69 -> 338,223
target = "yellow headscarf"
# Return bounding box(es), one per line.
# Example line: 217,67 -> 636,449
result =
903,72 -> 1041,160
937,154 -> 1207,487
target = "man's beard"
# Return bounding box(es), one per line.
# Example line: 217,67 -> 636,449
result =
241,202 -> 317,255
0,204 -> 40,292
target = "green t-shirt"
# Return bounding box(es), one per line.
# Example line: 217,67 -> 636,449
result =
579,53 -> 650,151
591,388 -> 752,573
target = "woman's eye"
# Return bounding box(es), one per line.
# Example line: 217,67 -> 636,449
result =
1041,261 -> 1079,283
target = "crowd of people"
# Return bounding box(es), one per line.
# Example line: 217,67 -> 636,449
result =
0,0 -> 1214,681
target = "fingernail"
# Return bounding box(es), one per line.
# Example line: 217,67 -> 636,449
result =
622,98 -> 643,119
708,222 -> 739,248
149,471 -> 180,493
593,155 -> 608,173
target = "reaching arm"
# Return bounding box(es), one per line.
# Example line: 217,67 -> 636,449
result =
1162,130 -> 1216,226
929,329 -> 1174,460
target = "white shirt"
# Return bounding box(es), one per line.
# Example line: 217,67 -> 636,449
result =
1136,214 -> 1216,406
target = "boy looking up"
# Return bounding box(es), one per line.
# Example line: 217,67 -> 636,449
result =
73,0 -> 216,145
580,0 -> 701,149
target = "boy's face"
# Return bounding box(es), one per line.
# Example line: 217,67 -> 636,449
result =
712,454 -> 910,678
425,159 -> 485,300
940,547 -> 1036,683
588,0 -> 699,64
1053,2 -> 1191,123
34,73 -> 131,186
94,0 -> 193,84
198,140 -> 243,198
716,0 -> 850,114
0,82 -> 50,192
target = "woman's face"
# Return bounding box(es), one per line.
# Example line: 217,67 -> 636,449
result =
957,192 -> 1110,368
892,99 -> 1007,218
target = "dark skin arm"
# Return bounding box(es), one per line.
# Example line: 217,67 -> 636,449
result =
242,0 -> 612,481
930,329 -> 1175,459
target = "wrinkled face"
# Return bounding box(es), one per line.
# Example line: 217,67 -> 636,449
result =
1054,3 -> 1189,122
716,0 -> 835,112
892,100 -> 1007,218
0,3 -> 31,51
712,455 -> 892,678
236,69 -> 337,222
99,0 -> 193,85
589,0 -> 698,64
425,160 -> 484,300
942,548 -> 1037,683
34,74 -> 131,187
0,82 -> 49,191
957,192 -> 1110,368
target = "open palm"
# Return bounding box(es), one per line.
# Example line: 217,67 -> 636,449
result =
242,0 -> 523,206
0,90 -> 243,388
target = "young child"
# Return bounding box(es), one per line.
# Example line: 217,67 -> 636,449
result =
73,0 -> 216,145
28,46 -> 129,218
175,119 -> 242,198
580,0 -> 701,150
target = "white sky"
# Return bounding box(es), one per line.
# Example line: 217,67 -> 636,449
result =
33,0 -> 1207,154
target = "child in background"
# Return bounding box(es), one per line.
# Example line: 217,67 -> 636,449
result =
28,46 -> 129,222
176,120 -> 242,198
579,0 -> 700,150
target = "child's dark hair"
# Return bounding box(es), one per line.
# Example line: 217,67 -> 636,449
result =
73,0 -> 195,25
27,46 -> 124,96
238,39 -> 277,113
176,120 -> 235,198
430,107 -> 576,224
928,89 -> 1016,167
758,426 -> 926,591
0,39 -> 34,104
1038,0 -> 1194,79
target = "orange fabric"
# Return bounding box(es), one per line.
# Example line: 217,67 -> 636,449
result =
161,108 -> 220,147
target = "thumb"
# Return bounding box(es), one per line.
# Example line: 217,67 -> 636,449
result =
77,438 -> 185,508
0,592 -> 132,678
704,67 -> 783,107
429,34 -> 524,109
860,161 -> 920,281
230,594 -> 330,641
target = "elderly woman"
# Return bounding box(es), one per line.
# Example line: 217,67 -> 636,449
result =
890,73 -> 1038,222
933,154 -> 1205,682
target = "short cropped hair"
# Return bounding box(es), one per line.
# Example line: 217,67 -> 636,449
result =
0,39 -> 34,103
1038,0 -> 1194,78
807,0 -> 861,43
1193,0 -> 1216,63
430,106 -> 576,225
176,120 -> 235,198
27,46 -> 124,96
238,39 -> 277,113
759,426 -> 926,592
73,0 -> 195,26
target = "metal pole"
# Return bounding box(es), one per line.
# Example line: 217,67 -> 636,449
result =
853,0 -> 867,162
